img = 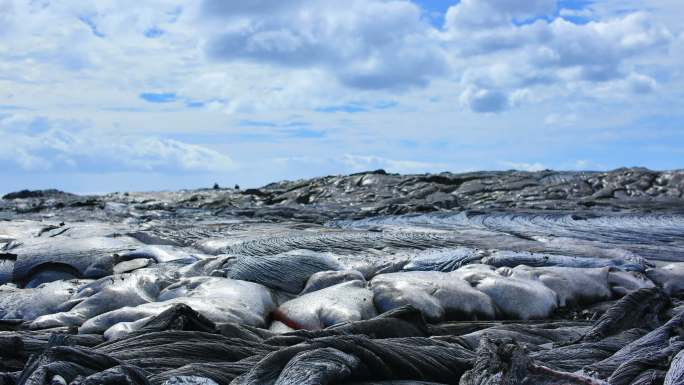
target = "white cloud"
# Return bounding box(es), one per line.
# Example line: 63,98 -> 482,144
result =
627,72 -> 657,94
0,0 -> 676,116
500,161 -> 547,172
544,113 -> 578,126
0,0 -> 682,193
0,114 -> 234,173
201,0 -> 448,90
566,160 -> 607,171
445,0 -> 556,29
460,87 -> 509,113
558,8 -> 595,20
341,154 -> 448,174
442,3 -> 673,111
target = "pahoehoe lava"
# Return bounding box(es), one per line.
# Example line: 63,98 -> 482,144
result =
2,168 -> 684,384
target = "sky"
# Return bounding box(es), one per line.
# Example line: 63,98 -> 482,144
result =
1,0 -> 683,194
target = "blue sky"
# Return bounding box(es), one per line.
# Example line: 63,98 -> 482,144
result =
0,0 -> 683,194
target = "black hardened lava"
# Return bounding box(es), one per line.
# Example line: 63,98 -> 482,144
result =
1,168 -> 684,384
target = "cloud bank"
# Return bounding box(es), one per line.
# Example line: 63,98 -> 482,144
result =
0,0 -> 682,193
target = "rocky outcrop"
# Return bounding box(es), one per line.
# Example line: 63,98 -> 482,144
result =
2,168 -> 684,222
2,168 -> 684,384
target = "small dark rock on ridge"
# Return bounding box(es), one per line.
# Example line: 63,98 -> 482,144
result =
2,189 -> 73,200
